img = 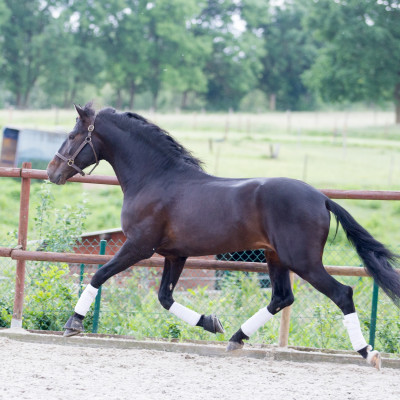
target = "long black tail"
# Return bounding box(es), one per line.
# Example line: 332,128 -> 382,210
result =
326,199 -> 400,307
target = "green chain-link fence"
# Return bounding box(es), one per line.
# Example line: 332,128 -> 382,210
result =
1,236 -> 399,354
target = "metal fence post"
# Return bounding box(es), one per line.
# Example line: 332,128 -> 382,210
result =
79,263 -> 85,297
369,281 -> 379,348
92,240 -> 107,333
11,162 -> 32,328
278,271 -> 294,347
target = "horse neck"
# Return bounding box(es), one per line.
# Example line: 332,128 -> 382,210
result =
98,127 -> 200,194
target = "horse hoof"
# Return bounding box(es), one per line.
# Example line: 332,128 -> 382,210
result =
203,314 -> 225,334
63,328 -> 82,337
226,341 -> 244,352
367,348 -> 382,371
63,315 -> 84,337
212,314 -> 225,334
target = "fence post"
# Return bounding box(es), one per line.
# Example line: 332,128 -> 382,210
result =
278,271 -> 294,347
79,263 -> 85,297
369,281 -> 379,348
92,240 -> 107,333
11,162 -> 31,328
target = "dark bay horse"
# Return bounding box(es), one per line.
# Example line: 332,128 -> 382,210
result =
47,102 -> 400,370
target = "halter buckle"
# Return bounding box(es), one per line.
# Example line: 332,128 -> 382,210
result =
67,159 -> 74,166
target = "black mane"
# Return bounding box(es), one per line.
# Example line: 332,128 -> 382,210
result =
96,107 -> 204,170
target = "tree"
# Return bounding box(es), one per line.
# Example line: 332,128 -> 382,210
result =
99,0 -> 210,111
0,0 -> 67,107
98,0 -> 149,109
161,16 -> 212,110
38,11 -> 77,107
247,2 -> 317,110
199,0 -> 265,110
56,1 -> 105,107
304,0 -> 400,123
145,0 -> 210,110
0,1 -> 10,83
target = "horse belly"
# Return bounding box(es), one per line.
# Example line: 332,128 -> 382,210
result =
159,202 -> 269,257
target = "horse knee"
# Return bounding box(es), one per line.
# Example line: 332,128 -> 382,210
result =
268,293 -> 294,315
158,290 -> 173,310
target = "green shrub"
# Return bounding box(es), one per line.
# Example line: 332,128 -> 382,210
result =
20,182 -> 88,330
0,297 -> 12,327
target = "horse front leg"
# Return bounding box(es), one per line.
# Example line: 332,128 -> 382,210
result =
64,239 -> 154,337
158,257 -> 224,334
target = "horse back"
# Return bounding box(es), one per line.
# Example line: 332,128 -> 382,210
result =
155,176 -> 330,257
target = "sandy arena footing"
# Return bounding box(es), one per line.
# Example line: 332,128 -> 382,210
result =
1,329 -> 399,400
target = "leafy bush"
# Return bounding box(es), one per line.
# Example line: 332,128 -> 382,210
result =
0,297 -> 12,327
23,263 -> 75,330
33,181 -> 88,253
21,182 -> 88,330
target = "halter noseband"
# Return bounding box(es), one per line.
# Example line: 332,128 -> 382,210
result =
55,124 -> 99,176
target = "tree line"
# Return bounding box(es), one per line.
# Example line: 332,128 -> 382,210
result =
0,0 -> 399,122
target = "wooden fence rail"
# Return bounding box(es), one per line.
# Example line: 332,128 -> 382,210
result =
1,246 -> 386,276
1,165 -> 400,345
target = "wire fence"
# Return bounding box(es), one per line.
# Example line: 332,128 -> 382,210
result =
1,237 -> 399,354
0,166 -> 398,355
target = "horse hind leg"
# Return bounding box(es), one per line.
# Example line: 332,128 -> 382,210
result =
158,257 -> 224,334
293,261 -> 381,370
227,252 -> 294,351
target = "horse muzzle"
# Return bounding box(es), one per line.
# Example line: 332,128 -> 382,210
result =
47,160 -> 68,185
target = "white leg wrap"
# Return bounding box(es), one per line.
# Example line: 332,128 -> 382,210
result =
343,312 -> 368,351
74,284 -> 98,316
169,302 -> 201,326
241,307 -> 273,337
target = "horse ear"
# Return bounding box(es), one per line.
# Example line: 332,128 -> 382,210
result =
84,100 -> 94,110
74,103 -> 87,120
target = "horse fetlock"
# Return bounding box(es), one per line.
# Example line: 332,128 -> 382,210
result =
63,315 -> 84,337
202,314 -> 224,334
158,292 -> 173,310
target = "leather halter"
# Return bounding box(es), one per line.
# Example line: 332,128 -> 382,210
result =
55,124 -> 99,176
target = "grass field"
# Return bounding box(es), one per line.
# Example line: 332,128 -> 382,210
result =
1,108 -> 400,246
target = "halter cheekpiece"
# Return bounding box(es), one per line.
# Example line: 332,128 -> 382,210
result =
55,123 -> 99,176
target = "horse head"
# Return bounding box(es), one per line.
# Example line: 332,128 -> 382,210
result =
47,102 -> 100,184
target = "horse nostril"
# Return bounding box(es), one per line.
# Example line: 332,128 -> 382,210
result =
47,169 -> 60,184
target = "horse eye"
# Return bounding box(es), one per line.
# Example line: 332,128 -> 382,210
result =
69,134 -> 75,140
